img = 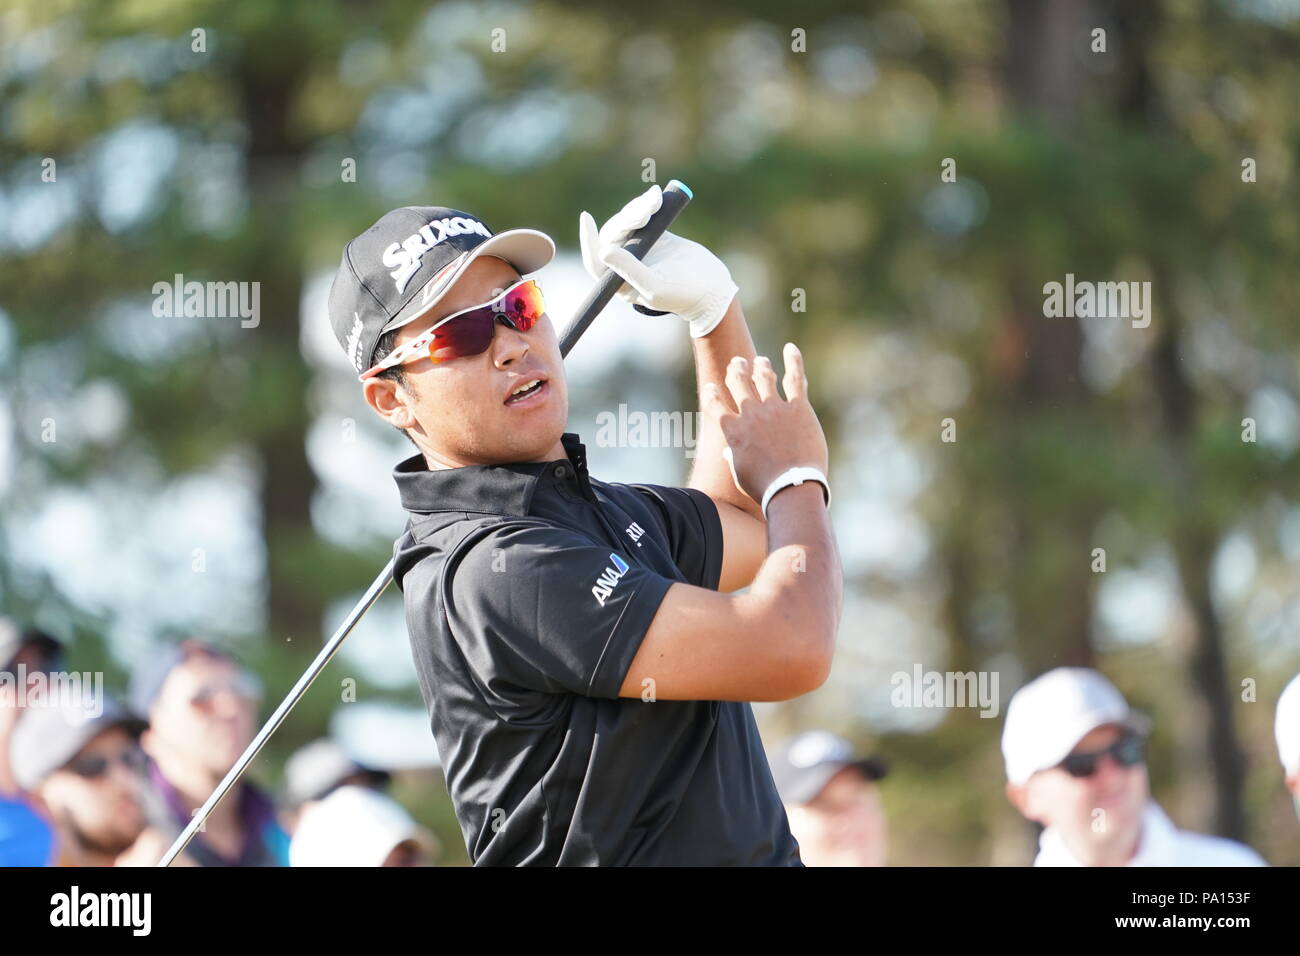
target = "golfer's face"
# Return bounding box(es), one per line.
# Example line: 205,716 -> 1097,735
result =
388,255 -> 569,466
1025,724 -> 1147,850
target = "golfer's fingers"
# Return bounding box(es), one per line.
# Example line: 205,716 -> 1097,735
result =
781,342 -> 808,402
578,211 -> 605,278
601,246 -> 659,303
600,184 -> 662,247
752,355 -> 778,401
725,356 -> 760,409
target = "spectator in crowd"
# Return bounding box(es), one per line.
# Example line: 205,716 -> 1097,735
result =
0,621 -> 62,866
9,695 -> 148,866
129,639 -> 289,866
1277,672 -> 1300,821
1002,667 -> 1266,867
284,737 -> 390,807
281,737 -> 391,832
289,784 -> 436,867
769,729 -> 889,866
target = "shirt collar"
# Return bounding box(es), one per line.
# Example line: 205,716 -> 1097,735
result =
1034,800 -> 1173,867
1126,801 -> 1177,866
394,432 -> 596,516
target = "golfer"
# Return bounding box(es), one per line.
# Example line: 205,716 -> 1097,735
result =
327,185 -> 841,865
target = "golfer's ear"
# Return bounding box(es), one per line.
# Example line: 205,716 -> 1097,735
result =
363,377 -> 417,430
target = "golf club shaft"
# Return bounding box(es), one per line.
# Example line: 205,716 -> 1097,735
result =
158,180 -> 693,866
156,557 -> 394,867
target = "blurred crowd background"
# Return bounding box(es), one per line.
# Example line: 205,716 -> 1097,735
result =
2,0 -> 1299,865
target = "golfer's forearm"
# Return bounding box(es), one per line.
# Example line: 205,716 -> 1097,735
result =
687,296 -> 763,520
740,483 -> 842,675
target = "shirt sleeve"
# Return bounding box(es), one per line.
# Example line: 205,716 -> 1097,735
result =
443,520 -> 675,699
622,484 -> 724,591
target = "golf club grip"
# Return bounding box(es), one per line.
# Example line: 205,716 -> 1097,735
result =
558,179 -> 693,358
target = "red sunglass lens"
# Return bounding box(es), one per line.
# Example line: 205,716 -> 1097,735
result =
428,282 -> 544,361
430,312 -> 495,361
499,281 -> 544,331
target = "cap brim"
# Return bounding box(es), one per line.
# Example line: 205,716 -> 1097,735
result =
380,228 -> 556,336
783,758 -> 887,804
852,756 -> 889,781
30,713 -> 148,789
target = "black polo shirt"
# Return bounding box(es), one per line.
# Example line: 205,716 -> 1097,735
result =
391,432 -> 801,866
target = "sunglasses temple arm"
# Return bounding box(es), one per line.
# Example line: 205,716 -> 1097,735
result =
155,558 -> 395,867
556,179 -> 692,359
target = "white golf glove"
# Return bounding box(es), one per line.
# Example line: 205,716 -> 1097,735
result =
579,184 -> 739,338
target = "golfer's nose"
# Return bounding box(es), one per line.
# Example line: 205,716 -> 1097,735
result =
492,320 -> 529,368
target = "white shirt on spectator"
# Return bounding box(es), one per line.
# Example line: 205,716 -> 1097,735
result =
1034,802 -> 1267,867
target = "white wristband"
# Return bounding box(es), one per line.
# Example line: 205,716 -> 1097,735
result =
760,467 -> 831,520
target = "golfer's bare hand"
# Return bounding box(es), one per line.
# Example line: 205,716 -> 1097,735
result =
702,343 -> 829,504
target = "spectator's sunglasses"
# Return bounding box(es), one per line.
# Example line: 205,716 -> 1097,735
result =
1059,731 -> 1145,778
189,671 -> 262,709
359,278 -> 546,381
68,746 -> 145,780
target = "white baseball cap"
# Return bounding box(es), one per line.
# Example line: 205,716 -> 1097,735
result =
289,785 -> 428,867
1001,668 -> 1150,786
1276,673 -> 1300,779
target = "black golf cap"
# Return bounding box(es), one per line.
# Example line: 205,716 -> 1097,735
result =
769,730 -> 888,805
328,206 -> 555,374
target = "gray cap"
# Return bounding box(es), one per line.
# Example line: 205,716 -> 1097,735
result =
769,730 -> 888,805
9,696 -> 146,791
284,738 -> 388,806
0,619 -> 62,671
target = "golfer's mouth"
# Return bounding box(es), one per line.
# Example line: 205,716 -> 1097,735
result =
504,376 -> 549,407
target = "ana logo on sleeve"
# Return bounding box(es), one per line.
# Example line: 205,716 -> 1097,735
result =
591,553 -> 630,606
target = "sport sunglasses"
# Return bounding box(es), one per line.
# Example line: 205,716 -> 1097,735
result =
68,746 -> 146,780
1058,731 -> 1146,779
189,671 -> 262,709
359,278 -> 546,381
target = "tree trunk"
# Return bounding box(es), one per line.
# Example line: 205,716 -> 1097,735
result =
239,54 -> 319,649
